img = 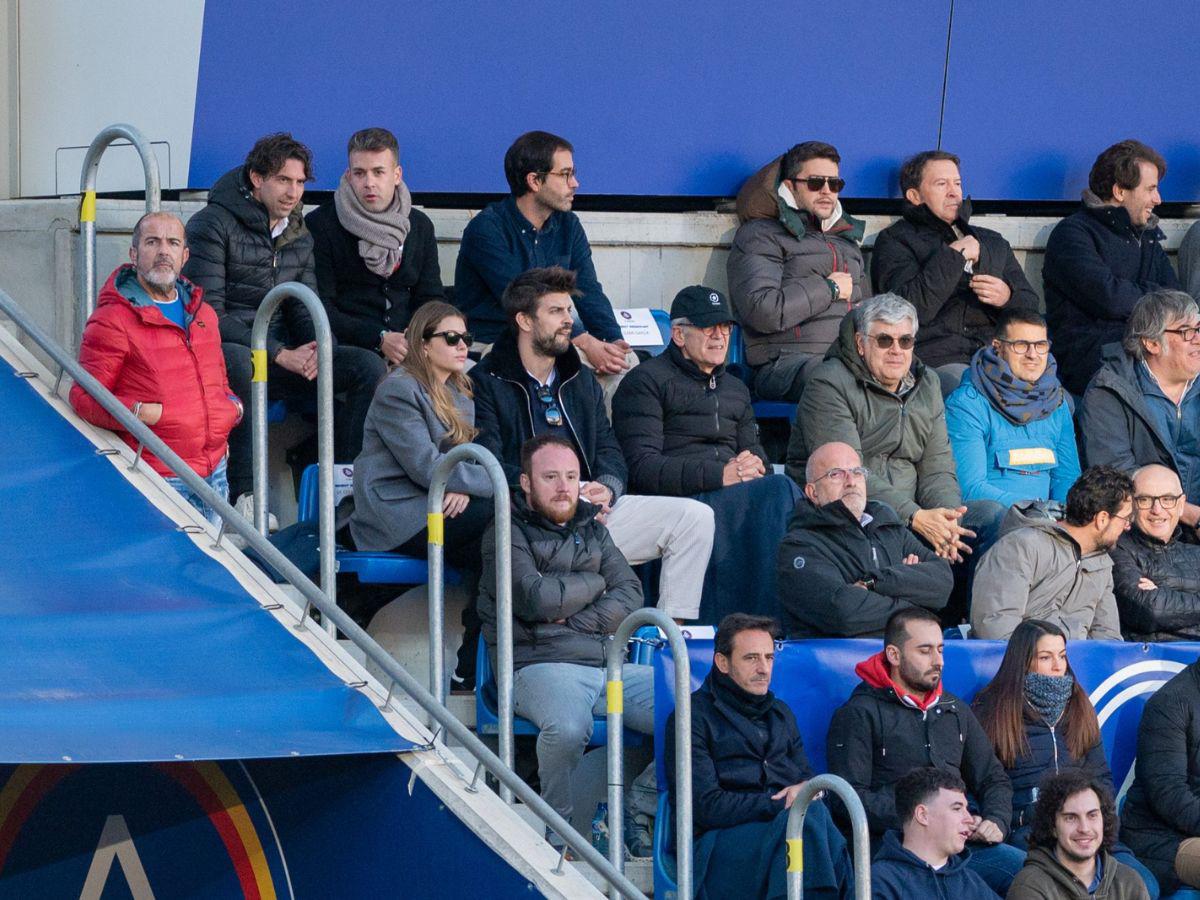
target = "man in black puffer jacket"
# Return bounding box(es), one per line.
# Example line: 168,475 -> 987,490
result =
184,133 -> 385,503
871,150 -> 1040,390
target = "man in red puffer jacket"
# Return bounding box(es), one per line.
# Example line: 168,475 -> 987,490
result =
70,211 -> 242,525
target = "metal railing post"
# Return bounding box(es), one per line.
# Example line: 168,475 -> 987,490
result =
250,282 -> 337,635
785,774 -> 871,900
78,124 -> 161,340
427,444 -> 513,798
0,285 -> 647,900
605,609 -> 692,899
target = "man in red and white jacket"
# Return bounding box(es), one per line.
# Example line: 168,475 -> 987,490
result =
70,211 -> 242,525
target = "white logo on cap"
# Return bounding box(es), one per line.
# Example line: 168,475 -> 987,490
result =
709,292 -> 721,305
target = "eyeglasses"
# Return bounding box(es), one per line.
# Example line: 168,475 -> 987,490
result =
535,384 -> 564,427
539,168 -> 577,181
1162,326 -> 1200,342
680,322 -> 732,336
812,466 -> 870,485
1133,493 -> 1183,509
996,338 -> 1052,355
866,333 -> 915,350
793,176 -> 846,193
1109,511 -> 1134,528
426,330 -> 474,348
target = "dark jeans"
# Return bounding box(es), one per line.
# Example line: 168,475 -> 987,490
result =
223,342 -> 385,500
752,353 -> 825,402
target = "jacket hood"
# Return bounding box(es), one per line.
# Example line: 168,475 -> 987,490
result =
99,264 -> 203,314
511,488 -> 598,532
207,165 -> 309,244
771,173 -> 866,244
900,196 -> 975,235
480,326 -> 584,385
855,651 -> 943,710
665,340 -> 726,382
1023,845 -> 1116,894
1081,188 -> 1163,233
786,497 -> 899,532
997,507 -> 1113,565
873,829 -> 972,873
827,308 -> 928,389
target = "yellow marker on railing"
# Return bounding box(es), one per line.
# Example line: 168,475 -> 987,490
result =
786,837 -> 804,873
427,512 -> 444,546
607,680 -> 623,714
80,190 -> 97,224
251,349 -> 268,383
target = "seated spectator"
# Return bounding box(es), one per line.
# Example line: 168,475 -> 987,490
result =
777,441 -> 952,637
946,308 -> 1080,508
665,613 -> 853,900
973,619 -> 1159,896
454,130 -> 635,401
471,267 -> 714,621
612,284 -> 799,621
1043,140 -> 1178,396
349,301 -> 492,685
184,132 -> 385,510
826,607 -> 1022,894
477,434 -> 649,846
1078,289 -> 1200,530
71,212 -> 241,526
726,141 -> 866,401
1110,465 -> 1200,641
971,466 -> 1131,640
306,127 -> 443,363
872,150 -> 1041,392
1010,771 -> 1150,900
786,294 -> 1004,574
1122,655 -> 1200,894
870,768 -> 997,900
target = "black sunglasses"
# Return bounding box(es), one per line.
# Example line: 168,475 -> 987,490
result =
793,175 -> 846,193
426,330 -> 474,347
535,384 -> 563,427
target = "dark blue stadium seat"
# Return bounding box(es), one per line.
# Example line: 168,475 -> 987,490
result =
726,324 -> 797,423
650,308 -> 672,355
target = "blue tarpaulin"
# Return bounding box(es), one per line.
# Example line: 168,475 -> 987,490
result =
0,362 -> 412,762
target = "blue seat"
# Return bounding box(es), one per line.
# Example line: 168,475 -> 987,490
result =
726,324 -> 797,422
266,399 -> 289,423
650,308 -> 672,355
297,463 -> 460,586
653,790 -> 678,897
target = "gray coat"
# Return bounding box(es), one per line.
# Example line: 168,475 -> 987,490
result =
971,509 -> 1123,640
349,369 -> 493,551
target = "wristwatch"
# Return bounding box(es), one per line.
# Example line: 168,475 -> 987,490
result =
860,576 -> 877,591
379,329 -> 388,352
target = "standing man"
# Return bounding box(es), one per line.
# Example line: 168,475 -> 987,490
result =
306,127 -> 443,363
1043,140 -> 1178,396
71,212 -> 241,525
872,149 -> 1040,392
184,132 -> 385,509
726,141 -> 867,401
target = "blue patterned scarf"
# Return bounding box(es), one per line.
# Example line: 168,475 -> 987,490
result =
970,345 -> 1065,425
1025,672 -> 1074,724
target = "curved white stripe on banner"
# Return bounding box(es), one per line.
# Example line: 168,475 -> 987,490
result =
1117,760 -> 1138,807
1096,680 -> 1169,729
1088,661 -> 1186,706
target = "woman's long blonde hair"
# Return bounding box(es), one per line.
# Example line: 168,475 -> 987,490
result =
402,301 -> 477,446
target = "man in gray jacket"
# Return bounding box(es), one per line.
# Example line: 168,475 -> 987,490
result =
478,433 -> 650,839
971,466 -> 1132,640
727,141 -> 867,401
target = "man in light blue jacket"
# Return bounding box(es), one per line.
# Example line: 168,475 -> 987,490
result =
946,308 -> 1080,508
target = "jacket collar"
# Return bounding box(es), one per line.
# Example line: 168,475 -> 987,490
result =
1090,343 -> 1173,450
771,174 -> 866,244
99,264 -> 203,318
900,197 -> 974,238
854,651 -> 944,711
787,497 -> 898,532
480,326 -> 583,384
501,195 -> 561,236
209,165 -> 308,244
1081,189 -> 1164,238
510,489 -> 597,532
1126,523 -> 1182,548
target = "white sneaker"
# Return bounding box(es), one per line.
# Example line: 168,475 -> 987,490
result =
234,492 -> 279,532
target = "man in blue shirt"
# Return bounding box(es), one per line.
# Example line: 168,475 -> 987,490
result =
454,130 -> 635,400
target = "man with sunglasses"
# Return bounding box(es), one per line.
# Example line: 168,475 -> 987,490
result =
1110,464 -> 1200,640
1080,290 -> 1200,533
727,141 -> 867,402
778,441 -> 952,637
872,150 -> 1040,394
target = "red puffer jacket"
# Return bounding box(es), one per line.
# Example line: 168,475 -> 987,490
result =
70,265 -> 242,478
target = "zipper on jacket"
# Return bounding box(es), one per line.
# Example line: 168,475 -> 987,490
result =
1050,722 -> 1060,774
710,374 -> 719,435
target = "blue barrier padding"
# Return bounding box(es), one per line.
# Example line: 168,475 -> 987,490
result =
0,364 -> 412,762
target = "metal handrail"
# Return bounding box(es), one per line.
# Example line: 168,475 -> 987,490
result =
605,609 -> 692,900
0,285 -> 647,900
250,283 -> 336,636
785,774 -> 871,900
426,444 -> 514,799
78,124 -> 161,338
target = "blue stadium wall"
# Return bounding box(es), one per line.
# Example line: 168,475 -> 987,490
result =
188,0 -> 1200,201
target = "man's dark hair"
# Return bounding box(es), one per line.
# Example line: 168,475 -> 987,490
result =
994,307 -> 1048,339
1088,140 -> 1166,201
347,127 -> 399,161
504,130 -> 574,196
780,142 -> 841,181
501,266 -> 579,324
1028,770 -> 1118,854
884,607 -> 941,652
899,150 -> 961,194
894,767 -> 967,825
714,613 -> 781,658
520,433 -> 578,477
245,132 -> 314,181
1063,465 -> 1134,527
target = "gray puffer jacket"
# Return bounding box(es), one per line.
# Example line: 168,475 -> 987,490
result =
478,493 -> 643,671
727,180 -> 866,368
784,312 -> 961,519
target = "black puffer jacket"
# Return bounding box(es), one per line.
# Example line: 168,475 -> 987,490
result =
611,343 -> 766,496
478,491 -> 642,671
1121,661 -> 1200,893
871,200 -> 1042,367
305,202 -> 444,351
183,167 -> 319,359
1110,526 -> 1200,641
777,498 -> 951,637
